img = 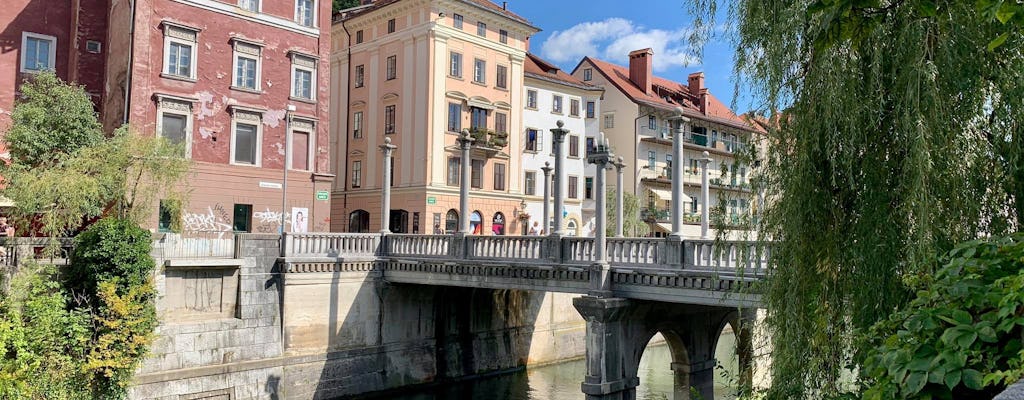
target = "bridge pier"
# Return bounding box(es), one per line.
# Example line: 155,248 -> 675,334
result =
574,296 -> 641,400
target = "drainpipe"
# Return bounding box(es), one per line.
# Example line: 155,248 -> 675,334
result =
340,18 -> 353,228
122,0 -> 137,125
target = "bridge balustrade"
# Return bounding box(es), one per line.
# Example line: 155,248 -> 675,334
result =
607,238 -> 667,265
387,234 -> 451,257
563,237 -> 596,264
284,233 -> 381,258
466,235 -> 546,260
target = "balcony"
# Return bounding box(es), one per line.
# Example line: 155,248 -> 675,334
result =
468,127 -> 508,157
641,208 -> 701,223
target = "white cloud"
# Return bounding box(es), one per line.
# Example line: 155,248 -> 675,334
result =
540,18 -> 700,72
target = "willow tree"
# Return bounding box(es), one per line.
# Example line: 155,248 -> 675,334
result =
688,1 -> 1023,398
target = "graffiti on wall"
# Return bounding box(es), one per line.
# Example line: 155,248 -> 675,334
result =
254,208 -> 290,233
182,205 -> 233,235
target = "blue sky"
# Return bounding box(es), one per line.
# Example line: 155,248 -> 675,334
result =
505,0 -> 754,112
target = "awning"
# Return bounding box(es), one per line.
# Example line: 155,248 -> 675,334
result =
648,187 -> 691,203
653,223 -> 673,233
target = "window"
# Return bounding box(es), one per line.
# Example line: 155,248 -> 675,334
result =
86,40 -> 102,53
689,158 -> 699,174
495,112 -> 507,134
352,161 -> 362,188
22,32 -> 57,73
447,158 -> 460,186
355,30 -> 363,44
161,24 -> 197,79
386,55 -> 397,80
384,105 -> 396,134
711,130 -> 719,146
569,135 -> 579,157
232,112 -> 261,165
552,95 -> 563,113
296,0 -> 315,27
470,107 -> 487,130
604,113 -> 615,128
477,22 -> 486,36
160,112 -> 188,157
353,111 -> 363,138
291,54 -> 316,100
526,90 -> 537,109
648,151 -> 656,169
387,18 -> 395,33
448,103 -> 462,132
233,204 -> 252,233
232,40 -> 261,90
496,65 -> 507,89
586,101 -> 595,118
158,201 -> 174,233
691,196 -> 698,213
445,209 -> 459,233
453,14 -> 463,29
290,119 -> 314,171
473,58 -> 486,84
585,177 -> 594,199
471,159 -> 484,188
586,137 -> 595,156
239,0 -> 258,11
568,176 -> 578,199
449,52 -> 462,77
583,68 -> 593,81
354,65 -> 364,87
526,129 -> 540,152
648,115 -> 657,130
525,171 -> 536,196
494,163 -> 506,191
499,29 -> 508,44
570,99 -> 580,117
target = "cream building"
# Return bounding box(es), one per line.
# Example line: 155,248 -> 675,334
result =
571,49 -> 763,237
330,0 -> 539,234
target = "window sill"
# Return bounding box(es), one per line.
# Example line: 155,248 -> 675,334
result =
525,106 -> 538,111
289,96 -> 316,104
386,77 -> 397,81
568,155 -> 581,160
495,86 -> 508,92
523,149 -> 538,154
569,114 -> 580,118
551,111 -> 564,115
471,80 -> 487,87
448,75 -> 464,81
229,161 -> 260,168
354,84 -> 365,89
230,86 -> 263,94
447,130 -> 462,135
160,73 -> 197,83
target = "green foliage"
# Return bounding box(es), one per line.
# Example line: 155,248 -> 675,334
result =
861,234 -> 1024,399
332,0 -> 360,13
67,217 -> 155,298
4,72 -> 103,167
686,0 -> 1024,398
606,190 -> 650,237
85,279 -> 157,399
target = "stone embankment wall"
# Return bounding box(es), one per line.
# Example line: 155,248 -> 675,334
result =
129,234 -> 587,399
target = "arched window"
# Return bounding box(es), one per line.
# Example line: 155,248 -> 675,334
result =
566,219 -> 578,237
445,209 -> 459,233
470,211 -> 483,234
348,210 -> 370,233
491,212 -> 506,235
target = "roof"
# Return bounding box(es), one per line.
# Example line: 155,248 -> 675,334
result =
524,53 -> 602,92
578,56 -> 758,132
336,0 -> 536,29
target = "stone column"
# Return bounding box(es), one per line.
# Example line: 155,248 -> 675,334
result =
379,137 -> 397,234
587,138 -> 615,295
550,121 -> 569,235
613,157 -> 625,238
541,162 -> 553,234
699,150 -> 712,239
457,130 -> 475,234
573,296 -> 640,400
668,113 -> 690,236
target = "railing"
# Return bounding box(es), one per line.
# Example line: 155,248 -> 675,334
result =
285,233 -> 381,257
607,238 -> 666,265
688,239 -> 769,274
563,237 -> 596,264
0,237 -> 74,267
466,235 -> 545,260
155,234 -> 235,259
387,234 -> 451,258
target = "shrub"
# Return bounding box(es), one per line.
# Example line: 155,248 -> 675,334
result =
67,217 -> 155,298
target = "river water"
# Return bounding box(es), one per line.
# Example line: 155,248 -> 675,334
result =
382,332 -> 738,400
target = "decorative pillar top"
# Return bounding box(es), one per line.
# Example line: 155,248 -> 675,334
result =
699,150 -> 712,163
550,120 -> 569,143
541,161 -> 553,175
379,137 -> 397,154
587,134 -> 616,166
456,129 -> 475,149
613,156 -> 626,171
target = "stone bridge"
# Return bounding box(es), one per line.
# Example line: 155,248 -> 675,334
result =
281,232 -> 768,399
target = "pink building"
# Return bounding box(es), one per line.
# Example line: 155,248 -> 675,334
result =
2,0 -> 334,235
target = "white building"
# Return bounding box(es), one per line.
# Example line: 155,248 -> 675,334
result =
519,53 -> 603,236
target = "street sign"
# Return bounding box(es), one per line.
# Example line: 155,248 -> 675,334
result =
316,191 -> 329,201
427,197 -> 437,205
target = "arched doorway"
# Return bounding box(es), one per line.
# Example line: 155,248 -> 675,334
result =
390,209 -> 409,233
445,209 -> 459,233
470,211 -> 483,234
566,219 -> 579,236
348,210 -> 370,233
491,212 -> 506,235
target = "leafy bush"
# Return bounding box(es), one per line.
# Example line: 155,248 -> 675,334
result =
4,72 -> 103,167
67,217 -> 155,297
861,233 -> 1024,399
85,279 -> 157,398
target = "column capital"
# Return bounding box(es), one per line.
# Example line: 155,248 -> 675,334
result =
541,161 -> 553,176
550,120 -> 570,142
572,296 -> 632,322
379,137 -> 397,154
456,129 -> 475,150
612,156 -> 626,171
698,150 -> 712,164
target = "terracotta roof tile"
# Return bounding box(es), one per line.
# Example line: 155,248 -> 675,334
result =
582,56 -> 756,132
524,53 -> 601,92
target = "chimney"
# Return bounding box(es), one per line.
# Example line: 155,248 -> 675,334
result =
688,72 -> 708,113
628,48 -> 654,94
502,1 -> 507,10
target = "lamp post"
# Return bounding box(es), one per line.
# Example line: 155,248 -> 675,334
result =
550,121 -> 569,236
541,161 -> 552,235
700,150 -> 712,239
457,130 -> 475,234
379,137 -> 397,234
613,156 -> 626,237
587,134 -> 615,296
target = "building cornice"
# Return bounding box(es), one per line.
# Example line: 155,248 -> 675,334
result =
171,0 -> 321,37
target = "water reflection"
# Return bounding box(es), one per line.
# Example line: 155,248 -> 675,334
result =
379,329 -> 737,400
